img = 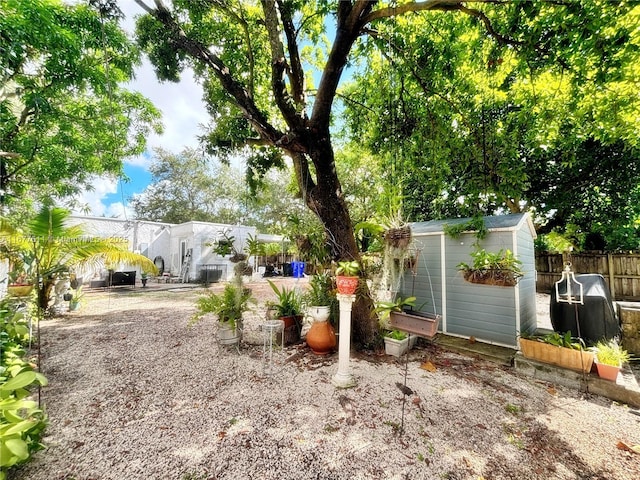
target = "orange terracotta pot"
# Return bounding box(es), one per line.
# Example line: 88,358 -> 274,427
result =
595,362 -> 620,381
306,320 -> 336,355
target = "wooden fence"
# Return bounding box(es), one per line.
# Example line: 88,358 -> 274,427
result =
536,252 -> 640,301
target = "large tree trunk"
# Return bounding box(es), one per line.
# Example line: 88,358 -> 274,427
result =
290,141 -> 379,348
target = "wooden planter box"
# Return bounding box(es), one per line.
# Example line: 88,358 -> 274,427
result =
519,338 -> 594,373
389,310 -> 440,339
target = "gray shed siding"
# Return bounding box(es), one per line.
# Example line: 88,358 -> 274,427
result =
400,213 -> 537,348
403,236 -> 444,318
515,225 -> 537,336
444,232 -> 518,346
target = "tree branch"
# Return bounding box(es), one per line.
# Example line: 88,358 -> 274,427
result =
276,0 -> 305,111
260,0 -> 301,129
142,0 -> 284,145
310,1 -> 375,131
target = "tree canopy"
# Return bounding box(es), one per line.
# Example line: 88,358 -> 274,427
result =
0,0 -> 162,214
341,2 -> 640,249
130,146 -> 305,231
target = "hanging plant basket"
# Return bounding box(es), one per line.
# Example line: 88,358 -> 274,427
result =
229,252 -> 248,263
389,310 -> 440,339
461,269 -> 522,287
383,225 -> 412,249
7,284 -> 33,297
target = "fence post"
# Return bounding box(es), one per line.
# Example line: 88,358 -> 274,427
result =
607,253 -> 616,300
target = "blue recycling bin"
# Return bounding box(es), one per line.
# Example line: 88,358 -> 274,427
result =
291,261 -> 305,278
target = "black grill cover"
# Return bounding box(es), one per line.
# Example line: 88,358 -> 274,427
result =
550,274 -> 620,343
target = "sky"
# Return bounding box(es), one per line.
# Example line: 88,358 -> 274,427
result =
74,1 -> 209,219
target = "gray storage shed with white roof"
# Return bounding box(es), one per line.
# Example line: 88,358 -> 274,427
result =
399,213 -> 537,348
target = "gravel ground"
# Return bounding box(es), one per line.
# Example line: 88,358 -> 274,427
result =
9,279 -> 640,480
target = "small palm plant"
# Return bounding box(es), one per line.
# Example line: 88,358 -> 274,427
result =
1,206 -> 157,311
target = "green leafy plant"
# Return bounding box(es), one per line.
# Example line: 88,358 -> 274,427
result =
335,260 -> 360,277
443,216 -> 488,240
457,248 -> 523,287
267,281 -> 302,317
375,296 -> 417,321
191,284 -> 254,330
303,273 -> 335,307
0,301 -> 48,479
243,233 -> 265,258
71,286 -> 84,303
384,329 -> 408,340
522,331 -> 586,351
593,339 -> 630,366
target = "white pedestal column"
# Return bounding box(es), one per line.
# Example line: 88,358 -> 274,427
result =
332,293 -> 357,388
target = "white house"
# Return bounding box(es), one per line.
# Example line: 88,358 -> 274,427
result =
67,215 -> 281,283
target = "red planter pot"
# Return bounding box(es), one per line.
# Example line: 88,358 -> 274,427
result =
336,275 -> 359,295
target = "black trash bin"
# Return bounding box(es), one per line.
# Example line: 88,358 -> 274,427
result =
550,273 -> 620,343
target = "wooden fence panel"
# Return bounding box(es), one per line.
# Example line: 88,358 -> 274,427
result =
536,252 -> 640,301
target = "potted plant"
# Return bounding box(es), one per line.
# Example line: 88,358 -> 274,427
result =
335,260 -> 360,295
302,273 -> 337,355
457,247 -> 523,287
376,295 -> 440,339
383,329 -> 410,357
191,283 -> 254,345
69,287 -> 84,311
518,331 -> 594,373
592,339 -> 630,381
267,280 -> 303,344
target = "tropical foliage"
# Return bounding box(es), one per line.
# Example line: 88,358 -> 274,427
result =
192,283 -> 254,330
0,299 -> 48,479
0,206 -> 157,311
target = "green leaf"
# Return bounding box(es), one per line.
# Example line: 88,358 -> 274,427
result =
4,438 -> 29,461
0,371 -> 36,392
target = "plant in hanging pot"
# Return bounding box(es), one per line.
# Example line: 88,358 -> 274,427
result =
376,295 -> 440,339
68,287 -> 84,311
335,260 -> 360,295
592,339 -> 630,381
267,280 -> 303,344
191,283 -> 254,346
6,255 -> 36,297
302,273 -> 337,355
457,247 -> 523,287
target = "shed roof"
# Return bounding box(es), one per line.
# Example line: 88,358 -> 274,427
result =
411,213 -> 536,238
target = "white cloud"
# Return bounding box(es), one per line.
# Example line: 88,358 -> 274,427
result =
72,176 -> 117,215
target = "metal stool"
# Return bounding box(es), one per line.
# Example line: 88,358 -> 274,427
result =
262,319 -> 285,376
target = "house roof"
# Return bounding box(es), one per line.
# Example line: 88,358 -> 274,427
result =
410,213 -> 537,238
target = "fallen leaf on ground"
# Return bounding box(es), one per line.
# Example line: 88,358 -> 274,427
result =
616,441 -> 640,454
420,361 -> 436,372
547,386 -> 557,395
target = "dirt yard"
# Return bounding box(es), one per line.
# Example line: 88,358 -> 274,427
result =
9,279 -> 640,480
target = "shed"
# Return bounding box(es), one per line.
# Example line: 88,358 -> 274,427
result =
399,213 -> 537,348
